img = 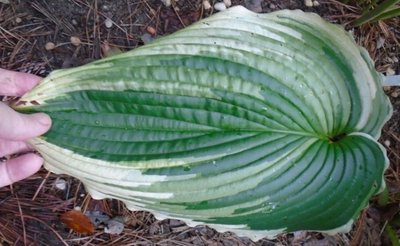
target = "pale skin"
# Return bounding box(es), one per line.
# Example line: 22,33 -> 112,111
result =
0,68 -> 52,188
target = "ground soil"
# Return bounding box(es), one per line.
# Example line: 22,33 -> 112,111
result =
0,0 -> 399,245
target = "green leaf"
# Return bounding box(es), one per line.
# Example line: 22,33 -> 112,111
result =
15,6 -> 392,240
370,5 -> 400,22
351,0 -> 400,26
378,184 -> 390,206
385,224 -> 400,246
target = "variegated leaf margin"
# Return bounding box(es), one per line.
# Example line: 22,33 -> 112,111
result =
16,6 -> 392,240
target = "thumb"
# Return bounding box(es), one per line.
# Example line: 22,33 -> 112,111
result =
0,102 -> 51,141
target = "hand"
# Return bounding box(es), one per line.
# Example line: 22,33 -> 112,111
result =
0,68 -> 52,188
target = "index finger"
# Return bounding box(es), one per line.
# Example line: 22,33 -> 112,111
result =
0,68 -> 42,96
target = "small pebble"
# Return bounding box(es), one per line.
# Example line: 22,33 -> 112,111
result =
161,0 -> 171,7
386,67 -> 395,76
74,206 -> 81,211
304,0 -> 313,7
293,231 -> 308,243
45,42 -> 56,51
71,19 -> 78,26
15,17 -> 22,23
105,217 -> 124,235
313,0 -> 320,6
391,91 -> 399,98
105,18 -> 113,28
70,36 -> 81,46
54,178 -> 66,190
269,3 -> 276,9
203,0 -> 211,10
223,0 -> 232,7
245,0 -> 262,13
214,2 -> 227,11
102,5 -> 110,11
141,33 -> 153,44
393,57 -> 398,63
146,26 -> 156,35
376,36 -> 385,49
384,140 -> 391,147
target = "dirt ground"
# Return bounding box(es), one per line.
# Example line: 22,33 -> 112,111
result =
0,0 -> 399,245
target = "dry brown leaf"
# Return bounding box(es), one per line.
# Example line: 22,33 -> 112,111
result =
60,210 -> 95,234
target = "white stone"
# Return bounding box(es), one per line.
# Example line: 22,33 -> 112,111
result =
45,42 -> 55,51
105,18 -> 113,28
55,177 -> 66,190
105,217 -> 124,235
304,0 -> 313,7
214,2 -> 227,11
70,36 -> 81,46
161,0 -> 171,7
313,0 -> 320,6
384,140 -> 391,147
377,36 -> 385,49
386,67 -> 395,76
223,0 -> 232,7
203,0 -> 211,10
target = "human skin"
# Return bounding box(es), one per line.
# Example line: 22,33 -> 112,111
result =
0,68 -> 52,187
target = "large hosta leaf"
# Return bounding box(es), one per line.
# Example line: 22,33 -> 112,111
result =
15,6 -> 392,239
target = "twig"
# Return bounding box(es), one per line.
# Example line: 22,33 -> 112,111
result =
171,2 -> 186,28
0,25 -> 27,44
32,171 -> 51,201
15,194 -> 27,246
319,0 -> 358,12
379,220 -> 388,236
31,1 -> 75,33
349,209 -> 366,246
20,215 -> 69,246
82,232 -> 104,246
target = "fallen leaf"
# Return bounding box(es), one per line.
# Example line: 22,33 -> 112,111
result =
60,210 -> 95,234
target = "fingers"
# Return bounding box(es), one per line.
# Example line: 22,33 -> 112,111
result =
0,153 -> 43,188
0,102 -> 51,141
0,139 -> 32,157
0,68 -> 42,96
0,69 -> 46,187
